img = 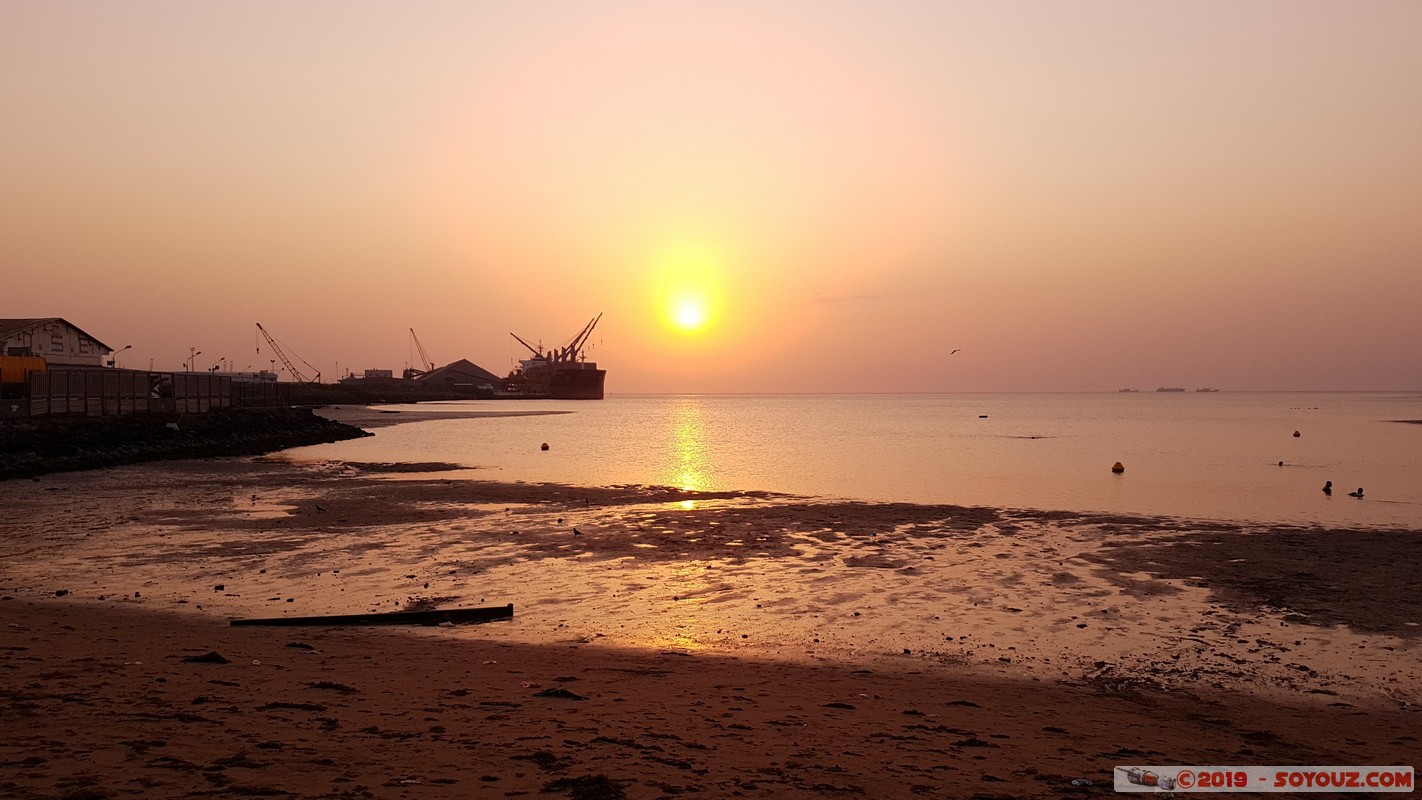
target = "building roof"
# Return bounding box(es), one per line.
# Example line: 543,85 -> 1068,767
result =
0,318 -> 115,352
415,358 -> 502,385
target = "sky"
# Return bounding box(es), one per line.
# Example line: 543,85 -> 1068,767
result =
3,1 -> 1421,392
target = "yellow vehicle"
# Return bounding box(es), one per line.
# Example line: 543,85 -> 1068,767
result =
0,355 -> 46,398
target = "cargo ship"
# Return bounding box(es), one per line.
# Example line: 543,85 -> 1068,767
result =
502,314 -> 606,400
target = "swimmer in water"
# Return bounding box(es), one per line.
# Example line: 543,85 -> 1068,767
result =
1323,481 -> 1333,495
1347,487 -> 1364,498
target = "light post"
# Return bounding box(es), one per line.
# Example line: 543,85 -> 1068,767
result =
186,348 -> 202,372
107,344 -> 132,368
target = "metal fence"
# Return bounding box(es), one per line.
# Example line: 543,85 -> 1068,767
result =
0,369 -> 287,419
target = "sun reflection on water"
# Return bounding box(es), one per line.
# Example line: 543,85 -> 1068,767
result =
667,398 -> 710,492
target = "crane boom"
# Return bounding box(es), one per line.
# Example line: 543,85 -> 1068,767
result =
510,332 -> 543,358
568,313 -> 602,357
408,328 -> 435,375
255,323 -> 320,383
511,313 -> 602,365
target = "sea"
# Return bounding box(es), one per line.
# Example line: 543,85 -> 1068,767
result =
285,392 -> 1422,530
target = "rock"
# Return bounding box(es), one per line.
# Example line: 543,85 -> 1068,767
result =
182,651 -> 231,664
542,775 -> 625,799
307,681 -> 359,694
533,688 -> 586,700
0,407 -> 371,481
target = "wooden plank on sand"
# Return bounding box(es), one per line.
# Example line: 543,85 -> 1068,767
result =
229,604 -> 513,627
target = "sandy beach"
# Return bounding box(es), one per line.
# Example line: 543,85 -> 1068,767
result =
2,425 -> 1419,798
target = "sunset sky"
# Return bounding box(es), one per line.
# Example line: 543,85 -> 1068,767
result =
4,1 -> 1420,392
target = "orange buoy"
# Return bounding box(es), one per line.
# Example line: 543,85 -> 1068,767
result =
540,442 -> 550,451
1293,430 -> 1301,438
1111,462 -> 1125,473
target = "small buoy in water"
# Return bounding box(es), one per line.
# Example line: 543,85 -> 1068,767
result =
978,414 -> 988,419
1111,462 -> 1125,474
540,442 -> 549,451
1278,461 -> 1284,466
1293,430 -> 1301,437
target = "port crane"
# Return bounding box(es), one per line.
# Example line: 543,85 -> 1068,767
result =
404,328 -> 435,379
511,313 -> 602,365
255,323 -> 321,383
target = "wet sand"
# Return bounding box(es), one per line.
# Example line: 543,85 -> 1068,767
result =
2,453 -> 1419,798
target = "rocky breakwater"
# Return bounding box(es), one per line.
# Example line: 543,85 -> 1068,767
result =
0,407 -> 371,480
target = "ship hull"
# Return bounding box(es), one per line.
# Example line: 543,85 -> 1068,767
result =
548,367 -> 605,399
501,366 -> 605,399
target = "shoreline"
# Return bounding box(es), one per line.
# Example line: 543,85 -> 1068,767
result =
3,454 -> 1419,797
4,457 -> 1418,692
312,403 -> 574,429
0,402 -> 564,482
0,406 -> 369,481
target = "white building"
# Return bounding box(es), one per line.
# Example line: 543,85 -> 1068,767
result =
0,318 -> 115,368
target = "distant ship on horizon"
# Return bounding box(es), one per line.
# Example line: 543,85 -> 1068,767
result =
1196,387 -> 1219,392
1156,386 -> 1186,392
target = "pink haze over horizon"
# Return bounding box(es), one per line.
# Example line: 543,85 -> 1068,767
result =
3,1 -> 1420,392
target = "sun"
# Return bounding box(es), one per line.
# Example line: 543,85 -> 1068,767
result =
653,244 -> 724,337
671,296 -> 709,331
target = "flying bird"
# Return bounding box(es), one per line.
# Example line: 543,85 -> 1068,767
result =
950,349 -> 962,354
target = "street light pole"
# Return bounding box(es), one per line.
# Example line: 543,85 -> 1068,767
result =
108,344 -> 132,368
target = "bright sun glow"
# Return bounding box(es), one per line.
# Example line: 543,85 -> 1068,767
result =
672,297 -> 709,331
653,244 -> 725,337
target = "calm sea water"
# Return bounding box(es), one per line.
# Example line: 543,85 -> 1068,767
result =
286,392 -> 1422,529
